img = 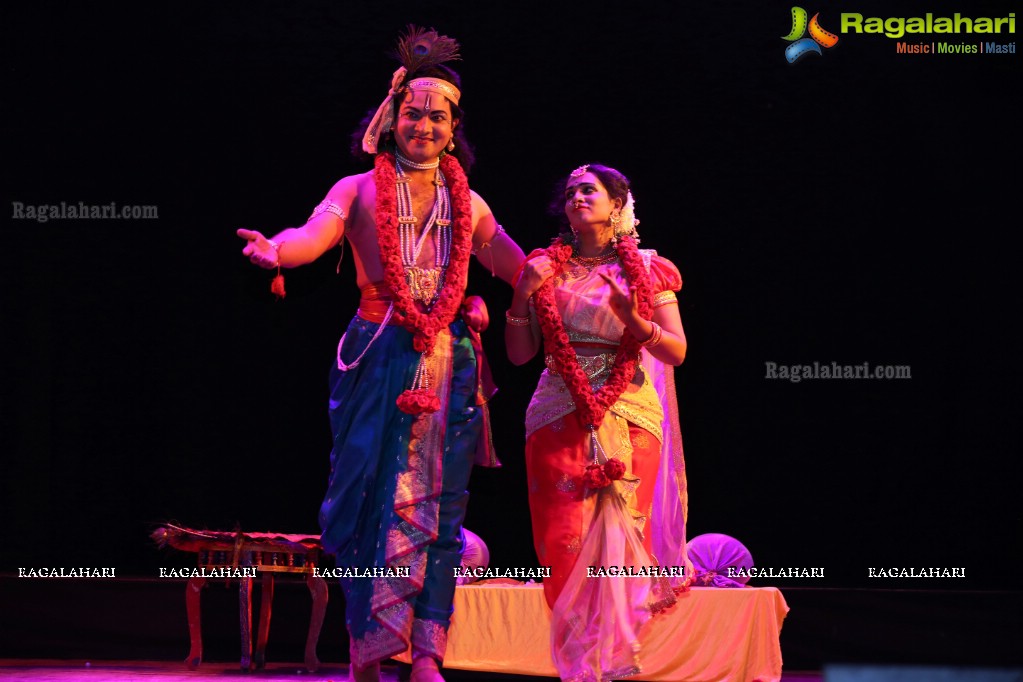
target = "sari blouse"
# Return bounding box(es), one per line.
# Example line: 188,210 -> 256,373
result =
525,250 -> 682,441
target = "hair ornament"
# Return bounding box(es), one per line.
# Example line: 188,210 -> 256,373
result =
617,191 -> 640,242
393,24 -> 461,75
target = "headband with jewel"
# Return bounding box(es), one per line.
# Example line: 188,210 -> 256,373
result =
362,26 -> 462,154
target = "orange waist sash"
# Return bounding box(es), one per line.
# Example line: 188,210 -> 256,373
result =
357,282 -> 401,324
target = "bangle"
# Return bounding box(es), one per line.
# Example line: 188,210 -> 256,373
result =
505,310 -> 531,327
267,239 -> 286,299
267,239 -> 282,268
639,321 -> 662,348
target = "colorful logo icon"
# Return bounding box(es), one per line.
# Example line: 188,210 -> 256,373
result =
783,7 -> 839,63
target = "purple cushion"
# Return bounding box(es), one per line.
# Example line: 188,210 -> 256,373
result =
687,533 -> 754,587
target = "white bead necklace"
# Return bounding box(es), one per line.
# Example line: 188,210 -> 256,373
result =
394,150 -> 440,170
395,159 -> 452,303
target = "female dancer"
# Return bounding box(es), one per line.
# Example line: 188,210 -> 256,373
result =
505,164 -> 690,681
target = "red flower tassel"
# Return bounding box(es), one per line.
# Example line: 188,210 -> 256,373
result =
604,458 -> 626,480
583,464 -> 612,489
271,272 -> 286,300
396,388 -> 441,415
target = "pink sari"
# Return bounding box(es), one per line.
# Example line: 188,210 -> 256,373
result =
524,253 -> 690,681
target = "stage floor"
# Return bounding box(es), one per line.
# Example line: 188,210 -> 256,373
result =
0,660 -> 824,681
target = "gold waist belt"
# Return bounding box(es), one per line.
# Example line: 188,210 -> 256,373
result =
545,352 -> 622,382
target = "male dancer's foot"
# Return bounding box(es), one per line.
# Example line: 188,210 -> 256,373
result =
348,661 -> 380,682
409,655 -> 445,682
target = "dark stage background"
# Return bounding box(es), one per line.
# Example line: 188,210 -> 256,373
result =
4,0 -> 1020,599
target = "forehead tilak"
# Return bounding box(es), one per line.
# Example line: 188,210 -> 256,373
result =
400,89 -> 452,115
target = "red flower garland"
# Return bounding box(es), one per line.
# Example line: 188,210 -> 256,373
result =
532,235 -> 654,427
373,152 -> 474,355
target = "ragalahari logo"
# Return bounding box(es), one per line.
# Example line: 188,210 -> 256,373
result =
783,7 -> 839,62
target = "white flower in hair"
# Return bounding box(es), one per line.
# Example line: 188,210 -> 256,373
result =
617,191 -> 640,242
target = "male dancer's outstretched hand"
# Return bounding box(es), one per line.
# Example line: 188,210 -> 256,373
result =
237,228 -> 279,269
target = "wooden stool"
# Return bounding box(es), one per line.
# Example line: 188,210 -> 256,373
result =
153,525 -> 328,672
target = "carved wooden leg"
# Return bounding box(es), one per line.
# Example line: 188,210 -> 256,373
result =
305,574 -> 328,672
185,576 -> 207,669
254,571 -> 274,669
239,574 -> 253,670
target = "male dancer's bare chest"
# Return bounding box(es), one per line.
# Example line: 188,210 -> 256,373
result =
345,179 -> 443,284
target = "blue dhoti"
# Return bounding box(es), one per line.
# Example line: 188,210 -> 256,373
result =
318,313 -> 482,667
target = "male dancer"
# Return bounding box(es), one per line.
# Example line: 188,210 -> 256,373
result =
238,27 -> 523,682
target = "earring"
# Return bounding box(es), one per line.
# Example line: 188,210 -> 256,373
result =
610,210 -> 622,233
447,139 -> 455,152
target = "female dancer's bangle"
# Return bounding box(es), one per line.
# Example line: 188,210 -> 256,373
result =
640,321 -> 662,348
505,310 -> 531,327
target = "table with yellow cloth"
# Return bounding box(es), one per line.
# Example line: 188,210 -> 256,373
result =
397,582 -> 789,681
